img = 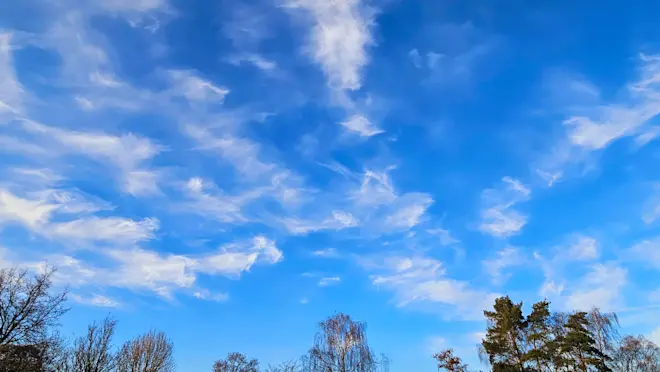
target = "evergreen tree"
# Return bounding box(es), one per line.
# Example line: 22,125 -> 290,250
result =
524,301 -> 552,372
546,312 -> 570,372
561,312 -> 610,372
482,296 -> 528,372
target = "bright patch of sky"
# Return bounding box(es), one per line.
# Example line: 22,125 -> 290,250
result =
2,0 -> 660,370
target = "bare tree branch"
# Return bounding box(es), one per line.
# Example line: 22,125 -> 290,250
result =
301,313 -> 388,372
69,317 -> 117,372
212,352 -> 259,372
433,349 -> 468,372
264,360 -> 299,372
0,267 -> 68,347
117,330 -> 175,372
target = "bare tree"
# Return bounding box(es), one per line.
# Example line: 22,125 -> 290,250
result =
586,308 -> 620,357
301,313 -> 388,372
69,317 -> 117,372
212,352 -> 259,372
264,360 -> 299,372
43,334 -> 73,372
0,267 -> 68,346
117,330 -> 175,372
433,349 -> 468,372
610,335 -> 660,372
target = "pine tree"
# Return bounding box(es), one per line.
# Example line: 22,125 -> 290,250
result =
482,296 -> 528,372
524,301 -> 552,372
561,312 -> 610,372
546,312 -> 570,372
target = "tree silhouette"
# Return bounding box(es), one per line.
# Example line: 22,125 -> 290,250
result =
301,313 -> 387,372
561,312 -> 610,372
0,267 -> 68,346
610,335 -> 660,372
433,349 -> 467,372
481,296 -> 528,371
68,317 -> 117,372
117,330 -> 175,372
524,300 -> 552,371
212,352 -> 259,372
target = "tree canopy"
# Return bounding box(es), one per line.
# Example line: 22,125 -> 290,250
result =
0,264 -> 658,372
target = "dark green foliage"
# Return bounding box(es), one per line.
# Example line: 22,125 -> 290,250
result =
481,296 -> 528,371
561,312 -> 610,372
524,301 -> 552,371
546,312 -> 571,371
474,297 -> 639,372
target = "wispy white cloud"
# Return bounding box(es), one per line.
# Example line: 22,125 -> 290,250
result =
0,188 -> 60,228
318,276 -> 341,287
192,289 -> 229,302
629,238 -> 660,269
226,54 -> 277,72
539,279 -> 565,299
0,136 -> 48,156
0,188 -> 158,247
349,167 -> 397,205
18,121 -> 163,196
566,235 -> 599,261
11,168 -> 65,187
366,255 -> 497,320
311,248 -> 341,259
535,168 -> 563,187
185,124 -> 276,179
97,0 -> 166,13
408,49 -> 423,69
535,234 -> 601,301
565,263 -> 627,311
193,236 -> 283,278
49,217 -> 159,244
339,114 -> 383,137
70,293 -> 120,308
182,177 -> 250,223
0,32 -> 23,120
482,247 -> 523,285
222,2 -> 271,49
328,165 -> 435,235
478,177 -> 530,238
280,211 -> 358,235
168,70 -> 229,103
648,288 -> 660,303
286,0 -> 374,91
650,327 -> 660,346
34,189 -> 113,215
642,184 -> 660,224
284,0 -> 381,138
538,54 -> 660,179
384,195 -> 434,229
410,22 -> 499,87
104,236 -> 281,297
14,235 -> 282,299
425,227 -> 459,246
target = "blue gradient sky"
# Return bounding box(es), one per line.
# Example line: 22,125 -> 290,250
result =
2,0 -> 660,370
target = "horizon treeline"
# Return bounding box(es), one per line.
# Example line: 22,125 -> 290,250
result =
0,266 -> 657,372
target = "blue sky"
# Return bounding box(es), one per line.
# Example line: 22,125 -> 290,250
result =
2,0 -> 660,370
